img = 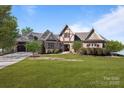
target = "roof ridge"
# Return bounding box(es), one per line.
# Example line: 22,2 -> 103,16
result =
44,32 -> 52,40
75,32 -> 89,33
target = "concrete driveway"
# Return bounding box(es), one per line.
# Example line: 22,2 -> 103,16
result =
0,52 -> 32,69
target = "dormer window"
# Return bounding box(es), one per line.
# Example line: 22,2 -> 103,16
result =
64,33 -> 70,38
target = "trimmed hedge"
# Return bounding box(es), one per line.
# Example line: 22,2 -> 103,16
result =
47,49 -> 61,54
79,48 -> 110,56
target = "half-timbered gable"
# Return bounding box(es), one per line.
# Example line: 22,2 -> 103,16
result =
59,25 -> 75,42
16,24 -> 107,53
83,28 -> 107,48
59,25 -> 75,52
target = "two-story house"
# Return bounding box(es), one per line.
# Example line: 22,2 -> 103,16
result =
16,25 -> 107,53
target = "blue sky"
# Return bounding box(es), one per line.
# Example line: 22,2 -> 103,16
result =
12,5 -> 124,43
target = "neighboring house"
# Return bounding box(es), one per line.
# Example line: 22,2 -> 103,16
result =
16,25 -> 107,53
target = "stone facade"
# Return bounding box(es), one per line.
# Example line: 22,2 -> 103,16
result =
16,25 -> 107,53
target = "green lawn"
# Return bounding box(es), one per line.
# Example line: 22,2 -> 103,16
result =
0,54 -> 124,88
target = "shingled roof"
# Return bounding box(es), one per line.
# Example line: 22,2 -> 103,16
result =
16,36 -> 29,42
75,28 -> 107,41
75,32 -> 90,40
27,32 -> 42,40
40,30 -> 58,41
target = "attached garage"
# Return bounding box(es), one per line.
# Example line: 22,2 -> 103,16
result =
17,42 -> 26,52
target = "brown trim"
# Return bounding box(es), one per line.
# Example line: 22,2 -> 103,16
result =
59,25 -> 69,36
61,41 -> 74,43
83,40 -> 106,43
85,28 -> 95,40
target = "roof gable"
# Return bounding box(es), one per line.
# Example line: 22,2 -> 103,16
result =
46,33 -> 58,41
85,28 -> 106,41
59,25 -> 71,36
40,30 -> 50,40
75,32 -> 90,40
26,32 -> 42,40
41,30 -> 58,41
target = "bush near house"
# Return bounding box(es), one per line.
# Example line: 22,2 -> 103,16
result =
26,41 -> 42,57
54,49 -> 60,54
79,48 -> 87,55
46,49 -> 61,54
79,48 -> 110,56
40,43 -> 45,54
72,41 -> 82,53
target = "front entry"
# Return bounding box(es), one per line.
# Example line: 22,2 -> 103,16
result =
64,44 -> 70,51
17,42 -> 26,52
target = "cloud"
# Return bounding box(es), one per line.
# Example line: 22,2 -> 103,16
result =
70,23 -> 91,33
93,6 -> 124,43
70,6 -> 124,43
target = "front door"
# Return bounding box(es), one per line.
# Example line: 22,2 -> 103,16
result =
64,44 -> 70,51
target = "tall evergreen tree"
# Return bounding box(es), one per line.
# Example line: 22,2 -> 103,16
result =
0,6 -> 18,53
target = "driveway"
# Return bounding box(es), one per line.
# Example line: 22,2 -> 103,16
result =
0,52 -> 32,69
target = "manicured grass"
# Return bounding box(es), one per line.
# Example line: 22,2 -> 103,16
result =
0,54 -> 124,88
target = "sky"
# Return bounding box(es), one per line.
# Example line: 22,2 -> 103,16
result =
12,5 -> 124,43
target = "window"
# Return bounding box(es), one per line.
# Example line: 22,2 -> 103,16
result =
92,44 -> 94,46
48,43 -> 54,49
97,44 -> 99,48
64,33 -> 70,38
87,44 -> 90,47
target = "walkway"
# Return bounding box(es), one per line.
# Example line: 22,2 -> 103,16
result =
0,52 -> 32,69
29,57 -> 83,62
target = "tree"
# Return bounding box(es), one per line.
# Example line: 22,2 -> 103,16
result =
72,41 -> 82,52
106,40 -> 124,52
0,6 -> 18,53
21,27 -> 33,35
26,41 -> 41,56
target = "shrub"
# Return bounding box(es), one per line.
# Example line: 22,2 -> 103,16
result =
54,49 -> 60,54
40,43 -> 45,54
51,49 -> 54,53
86,48 -> 91,55
96,48 -> 103,56
26,41 -> 41,57
106,40 -> 124,52
79,48 -> 86,55
102,48 -> 110,56
72,41 -> 82,52
79,48 -> 111,56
